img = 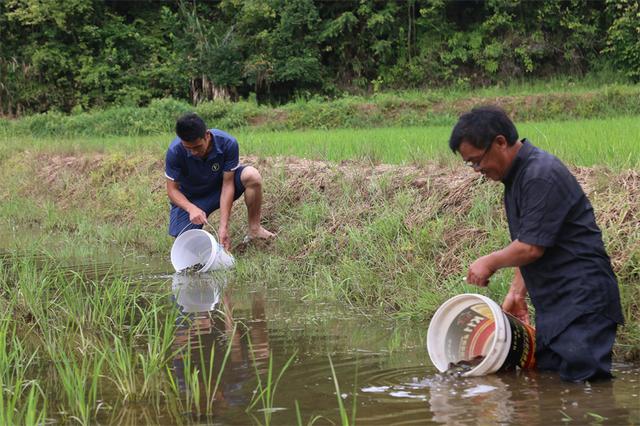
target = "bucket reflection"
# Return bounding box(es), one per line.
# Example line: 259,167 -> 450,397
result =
171,272 -> 271,417
172,271 -> 225,314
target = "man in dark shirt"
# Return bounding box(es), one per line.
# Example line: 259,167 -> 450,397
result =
448,106 -> 624,382
165,113 -> 274,249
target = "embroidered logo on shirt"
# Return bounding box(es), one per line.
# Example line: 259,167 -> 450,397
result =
211,162 -> 220,172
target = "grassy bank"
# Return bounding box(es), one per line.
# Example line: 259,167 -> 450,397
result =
1,145 -> 638,361
1,82 -> 639,137
1,115 -> 639,171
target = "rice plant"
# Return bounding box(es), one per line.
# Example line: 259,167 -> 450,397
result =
0,378 -> 46,426
246,343 -> 298,426
53,350 -> 105,425
327,355 -> 358,426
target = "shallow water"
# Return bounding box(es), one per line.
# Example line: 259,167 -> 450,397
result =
2,252 -> 638,425
163,271 -> 639,426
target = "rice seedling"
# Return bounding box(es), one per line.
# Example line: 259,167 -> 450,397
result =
197,323 -> 236,415
0,378 -> 46,426
52,349 -> 105,425
327,355 -> 358,426
138,309 -> 179,400
294,400 -> 325,426
246,343 -> 298,426
0,311 -> 46,425
166,310 -> 237,419
102,335 -> 140,402
181,347 -> 202,418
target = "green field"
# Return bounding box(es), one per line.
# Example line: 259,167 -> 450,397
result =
237,116 -> 640,169
0,110 -> 638,424
3,115 -> 639,170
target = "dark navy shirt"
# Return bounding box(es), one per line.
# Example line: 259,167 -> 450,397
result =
165,129 -> 240,199
502,140 -> 624,344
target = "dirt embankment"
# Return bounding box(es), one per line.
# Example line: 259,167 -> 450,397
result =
30,153 -> 639,278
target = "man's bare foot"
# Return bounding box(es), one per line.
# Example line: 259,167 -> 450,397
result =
233,227 -> 276,252
245,227 -> 276,242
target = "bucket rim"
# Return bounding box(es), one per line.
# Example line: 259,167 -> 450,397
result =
426,293 -> 510,376
170,229 -> 219,272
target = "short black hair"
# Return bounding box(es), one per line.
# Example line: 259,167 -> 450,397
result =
449,106 -> 519,153
176,113 -> 207,142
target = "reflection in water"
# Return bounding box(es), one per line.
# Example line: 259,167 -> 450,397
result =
424,373 -> 515,425
355,365 -> 640,426
172,272 -> 224,314
171,272 -> 271,417
167,271 -> 639,425
413,368 -> 638,426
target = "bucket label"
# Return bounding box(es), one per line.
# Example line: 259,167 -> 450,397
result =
500,314 -> 536,370
445,304 -> 496,362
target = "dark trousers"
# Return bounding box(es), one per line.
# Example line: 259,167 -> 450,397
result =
169,166 -> 246,237
535,312 -> 618,382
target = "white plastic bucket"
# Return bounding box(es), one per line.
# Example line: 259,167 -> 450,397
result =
170,229 -> 235,273
426,293 -> 535,377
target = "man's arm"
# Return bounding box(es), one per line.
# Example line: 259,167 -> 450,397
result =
166,179 -> 207,225
218,171 -> 235,250
502,267 -> 530,324
466,239 -> 544,286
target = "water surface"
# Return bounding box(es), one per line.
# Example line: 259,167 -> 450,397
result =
1,251 -> 637,425
164,271 -> 639,425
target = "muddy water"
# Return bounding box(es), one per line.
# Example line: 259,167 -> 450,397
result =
2,249 -> 638,425
168,272 -> 639,426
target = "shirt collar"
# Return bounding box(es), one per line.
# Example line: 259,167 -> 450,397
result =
502,138 -> 533,185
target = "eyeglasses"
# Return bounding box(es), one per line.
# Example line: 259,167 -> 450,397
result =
463,143 -> 493,169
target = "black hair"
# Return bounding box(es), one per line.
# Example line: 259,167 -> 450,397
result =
176,113 -> 207,143
448,106 -> 519,153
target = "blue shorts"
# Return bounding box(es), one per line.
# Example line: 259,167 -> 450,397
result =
535,312 -> 617,382
169,165 -> 246,237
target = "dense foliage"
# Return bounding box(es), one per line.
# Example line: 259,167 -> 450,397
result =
0,0 -> 638,115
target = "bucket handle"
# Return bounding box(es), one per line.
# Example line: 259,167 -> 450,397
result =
176,218 -> 220,241
203,219 -> 220,242
176,222 -> 195,237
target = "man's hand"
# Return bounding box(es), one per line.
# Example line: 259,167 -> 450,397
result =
466,255 -> 496,287
502,291 -> 530,324
218,226 -> 231,251
188,206 -> 207,225
502,267 -> 530,324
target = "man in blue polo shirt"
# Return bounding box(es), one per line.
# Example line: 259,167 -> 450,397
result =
165,113 -> 274,249
448,106 -> 624,382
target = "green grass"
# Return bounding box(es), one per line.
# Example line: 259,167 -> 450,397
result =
1,81 -> 639,137
236,116 -> 640,169
1,116 -> 637,170
0,255 -> 189,424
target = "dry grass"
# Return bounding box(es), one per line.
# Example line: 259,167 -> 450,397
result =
3,151 -> 638,357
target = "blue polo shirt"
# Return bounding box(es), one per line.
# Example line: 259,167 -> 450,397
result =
165,129 -> 240,199
502,140 -> 624,344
